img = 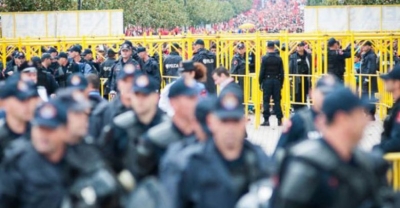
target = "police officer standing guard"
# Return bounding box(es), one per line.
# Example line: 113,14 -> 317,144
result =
272,87 -> 390,208
100,48 -> 117,79
109,42 -> 141,98
231,42 -> 246,93
375,65 -> 400,153
327,37 -> 351,82
192,39 -> 217,94
163,43 -> 182,83
259,41 -> 284,126
137,47 -> 161,91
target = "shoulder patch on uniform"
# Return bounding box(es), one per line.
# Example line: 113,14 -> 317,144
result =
113,110 -> 136,129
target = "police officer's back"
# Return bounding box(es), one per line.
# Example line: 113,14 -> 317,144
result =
163,43 -> 182,83
192,39 -> 217,94
259,41 -> 284,126
89,64 -> 136,139
272,87 -> 390,208
376,65 -> 400,153
327,38 -> 351,82
100,49 -> 117,79
177,87 -> 270,208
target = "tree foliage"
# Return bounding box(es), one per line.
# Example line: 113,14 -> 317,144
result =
307,0 -> 400,6
0,0 -> 253,28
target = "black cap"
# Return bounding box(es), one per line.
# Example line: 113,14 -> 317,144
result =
178,61 -> 195,73
315,74 -> 343,95
67,73 -> 88,91
267,41 -> 275,48
41,53 -> 51,61
168,77 -> 199,98
117,64 -> 137,80
15,52 -> 25,59
132,73 -> 158,95
237,42 -> 245,49
120,43 -> 133,51
172,43 -> 181,50
364,41 -> 372,46
123,40 -> 133,48
213,86 -> 244,120
298,41 -> 306,47
194,39 -> 205,46
56,52 -> 68,59
107,49 -> 117,56
137,47 -> 146,53
328,38 -> 337,47
70,46 -> 82,54
12,51 -> 19,58
32,100 -> 68,129
0,76 -> 38,101
82,49 -> 92,56
55,88 -> 91,112
48,47 -> 58,54
380,65 -> 400,80
322,87 -> 371,121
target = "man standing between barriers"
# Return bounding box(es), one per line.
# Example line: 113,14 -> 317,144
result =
259,41 -> 284,126
375,65 -> 400,153
327,38 -> 351,82
289,41 -> 312,111
192,39 -> 217,94
231,42 -> 246,92
361,41 -> 378,96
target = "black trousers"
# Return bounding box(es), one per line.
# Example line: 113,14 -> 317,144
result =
262,79 -> 283,120
293,79 -> 309,111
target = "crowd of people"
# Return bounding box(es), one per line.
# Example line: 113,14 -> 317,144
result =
124,0 -> 306,36
0,36 -> 400,207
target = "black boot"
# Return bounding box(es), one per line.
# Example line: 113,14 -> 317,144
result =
261,118 -> 270,126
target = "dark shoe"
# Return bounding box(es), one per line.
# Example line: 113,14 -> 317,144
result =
261,121 -> 270,126
278,119 -> 282,126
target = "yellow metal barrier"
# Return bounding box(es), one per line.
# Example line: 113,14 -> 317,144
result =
384,153 -> 400,191
2,32 -> 399,127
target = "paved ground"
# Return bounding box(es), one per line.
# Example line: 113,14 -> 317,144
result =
246,115 -> 383,156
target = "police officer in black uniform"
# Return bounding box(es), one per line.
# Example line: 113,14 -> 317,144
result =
327,37 -> 351,82
55,52 -> 80,88
0,76 -> 39,161
272,87 -> 390,208
289,41 -> 312,111
47,47 -> 60,72
108,42 -> 141,99
89,64 -> 136,139
4,52 -> 25,78
163,43 -> 182,84
131,77 -> 200,179
375,65 -> 400,153
0,100 -> 71,208
137,47 -> 161,91
360,41 -> 378,95
192,39 -> 217,94
231,42 -> 246,93
82,48 -> 100,73
100,48 -> 117,79
259,41 -> 284,126
275,74 -> 342,159
30,56 -> 59,97
41,53 -> 54,74
176,86 -> 270,208
99,73 -> 169,183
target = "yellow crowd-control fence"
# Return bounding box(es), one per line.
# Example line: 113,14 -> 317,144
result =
384,153 -> 400,191
2,32 -> 400,126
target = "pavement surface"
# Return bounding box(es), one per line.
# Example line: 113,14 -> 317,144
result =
246,115 -> 383,156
